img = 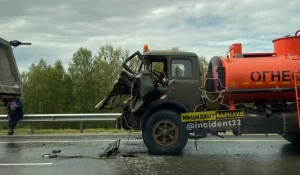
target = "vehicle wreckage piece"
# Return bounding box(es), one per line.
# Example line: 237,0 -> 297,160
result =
98,139 -> 121,158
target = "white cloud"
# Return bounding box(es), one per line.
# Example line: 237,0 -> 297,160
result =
0,0 -> 299,72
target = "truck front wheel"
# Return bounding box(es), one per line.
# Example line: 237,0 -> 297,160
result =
142,109 -> 189,155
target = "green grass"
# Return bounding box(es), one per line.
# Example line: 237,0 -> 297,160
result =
0,128 -> 140,135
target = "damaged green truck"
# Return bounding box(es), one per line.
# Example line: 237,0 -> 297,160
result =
95,47 -> 209,155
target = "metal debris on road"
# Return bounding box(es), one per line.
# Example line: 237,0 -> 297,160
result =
98,139 -> 120,158
42,139 -> 122,159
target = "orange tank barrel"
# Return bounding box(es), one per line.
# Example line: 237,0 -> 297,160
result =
219,55 -> 300,103
205,29 -> 300,105
273,29 -> 300,56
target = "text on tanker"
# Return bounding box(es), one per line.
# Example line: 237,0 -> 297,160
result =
250,70 -> 300,82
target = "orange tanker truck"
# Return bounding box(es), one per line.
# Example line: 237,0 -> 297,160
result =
96,29 -> 300,155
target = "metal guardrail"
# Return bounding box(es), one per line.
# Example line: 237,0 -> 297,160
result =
0,113 -> 121,134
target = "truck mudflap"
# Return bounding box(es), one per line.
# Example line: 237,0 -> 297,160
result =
183,112 -> 300,135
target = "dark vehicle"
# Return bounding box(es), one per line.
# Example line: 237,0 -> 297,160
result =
0,38 -> 31,106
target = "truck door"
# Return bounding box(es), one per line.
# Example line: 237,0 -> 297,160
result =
167,56 -> 202,112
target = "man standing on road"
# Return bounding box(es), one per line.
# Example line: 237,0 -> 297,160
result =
7,98 -> 24,135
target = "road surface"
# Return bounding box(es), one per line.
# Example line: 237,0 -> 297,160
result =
0,133 -> 300,175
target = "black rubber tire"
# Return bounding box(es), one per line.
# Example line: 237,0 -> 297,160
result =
205,56 -> 221,93
142,109 -> 189,155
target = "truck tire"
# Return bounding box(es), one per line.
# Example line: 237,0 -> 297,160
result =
205,56 -> 221,93
142,109 -> 189,155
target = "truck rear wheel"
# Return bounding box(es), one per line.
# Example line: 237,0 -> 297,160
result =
142,109 -> 189,155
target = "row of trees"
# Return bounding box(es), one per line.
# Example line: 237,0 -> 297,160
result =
0,45 -> 208,130
19,45 -> 131,115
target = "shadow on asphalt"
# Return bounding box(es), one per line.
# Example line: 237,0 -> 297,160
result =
280,143 -> 300,156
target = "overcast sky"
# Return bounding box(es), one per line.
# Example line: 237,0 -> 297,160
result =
1,0 -> 299,73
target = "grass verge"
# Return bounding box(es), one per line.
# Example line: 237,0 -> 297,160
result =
0,128 -> 141,135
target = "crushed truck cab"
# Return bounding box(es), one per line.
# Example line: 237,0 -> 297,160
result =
95,48 -> 202,154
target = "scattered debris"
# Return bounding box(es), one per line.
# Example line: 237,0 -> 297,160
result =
98,139 -> 121,158
42,139 -> 123,159
122,152 -> 138,157
52,149 -> 61,154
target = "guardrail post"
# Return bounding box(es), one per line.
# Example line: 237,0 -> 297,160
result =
30,122 -> 34,134
80,121 -> 83,133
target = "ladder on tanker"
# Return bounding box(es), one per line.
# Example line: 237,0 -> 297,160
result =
290,56 -> 300,127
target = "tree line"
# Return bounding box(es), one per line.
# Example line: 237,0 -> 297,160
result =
0,45 -> 208,130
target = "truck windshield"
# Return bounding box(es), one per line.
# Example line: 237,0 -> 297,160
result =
135,59 -> 143,72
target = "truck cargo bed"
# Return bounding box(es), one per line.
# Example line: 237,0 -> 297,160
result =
0,37 -> 22,101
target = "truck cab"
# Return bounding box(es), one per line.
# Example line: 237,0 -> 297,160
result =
141,49 -> 203,111
95,46 -> 204,155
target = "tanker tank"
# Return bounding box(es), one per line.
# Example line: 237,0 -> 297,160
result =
204,29 -> 300,110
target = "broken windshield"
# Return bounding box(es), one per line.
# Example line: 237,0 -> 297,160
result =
122,51 -> 147,74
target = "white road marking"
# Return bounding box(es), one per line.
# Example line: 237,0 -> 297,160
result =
192,140 -> 286,142
0,139 -> 286,144
0,163 -> 53,166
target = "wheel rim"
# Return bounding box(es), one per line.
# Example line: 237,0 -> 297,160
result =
152,120 -> 178,146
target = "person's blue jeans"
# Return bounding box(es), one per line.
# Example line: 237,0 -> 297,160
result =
8,113 -> 20,134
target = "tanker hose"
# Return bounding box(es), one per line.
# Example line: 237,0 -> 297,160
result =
295,29 -> 300,36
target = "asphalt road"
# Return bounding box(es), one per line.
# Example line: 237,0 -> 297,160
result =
0,133 -> 300,175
